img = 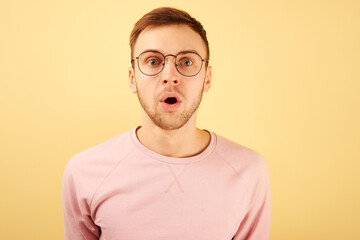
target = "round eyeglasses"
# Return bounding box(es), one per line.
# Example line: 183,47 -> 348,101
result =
131,51 -> 209,77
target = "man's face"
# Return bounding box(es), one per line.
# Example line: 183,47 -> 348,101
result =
129,24 -> 212,130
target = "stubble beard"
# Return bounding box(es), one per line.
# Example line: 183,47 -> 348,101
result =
136,84 -> 204,131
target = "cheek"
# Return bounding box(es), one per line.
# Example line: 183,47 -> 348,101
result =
136,80 -> 157,98
181,84 -> 203,102
189,79 -> 205,92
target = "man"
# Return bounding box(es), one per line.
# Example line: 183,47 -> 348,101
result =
62,7 -> 271,240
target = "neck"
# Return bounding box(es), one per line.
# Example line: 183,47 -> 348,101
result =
136,115 -> 210,158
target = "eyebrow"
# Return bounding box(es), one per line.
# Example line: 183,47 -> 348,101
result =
139,49 -> 202,56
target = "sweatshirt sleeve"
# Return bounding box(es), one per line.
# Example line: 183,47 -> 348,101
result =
232,157 -> 271,240
61,162 -> 101,240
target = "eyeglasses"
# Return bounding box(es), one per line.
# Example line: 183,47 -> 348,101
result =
131,51 -> 209,77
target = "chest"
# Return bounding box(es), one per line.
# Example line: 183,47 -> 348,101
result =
92,161 -> 250,240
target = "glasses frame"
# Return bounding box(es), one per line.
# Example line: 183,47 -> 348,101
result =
131,50 -> 209,77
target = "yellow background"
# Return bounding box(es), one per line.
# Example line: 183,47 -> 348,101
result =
1,0 -> 359,239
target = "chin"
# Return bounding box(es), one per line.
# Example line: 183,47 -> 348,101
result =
152,115 -> 191,131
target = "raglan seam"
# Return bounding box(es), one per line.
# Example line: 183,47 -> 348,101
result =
246,155 -> 269,212
89,144 -> 137,210
213,148 -> 269,212
213,149 -> 257,236
212,149 -> 252,195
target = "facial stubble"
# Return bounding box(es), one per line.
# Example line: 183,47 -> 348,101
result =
136,82 -> 204,131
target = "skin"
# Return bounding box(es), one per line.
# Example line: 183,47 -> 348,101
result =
128,24 -> 212,158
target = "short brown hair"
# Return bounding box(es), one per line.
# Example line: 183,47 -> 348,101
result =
129,7 -> 209,61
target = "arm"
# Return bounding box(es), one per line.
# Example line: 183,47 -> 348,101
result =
62,164 -> 100,240
233,159 -> 271,240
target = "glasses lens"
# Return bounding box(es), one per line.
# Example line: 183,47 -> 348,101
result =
138,51 -> 164,76
176,52 -> 202,76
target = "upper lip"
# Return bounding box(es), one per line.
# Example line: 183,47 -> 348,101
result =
160,92 -> 182,102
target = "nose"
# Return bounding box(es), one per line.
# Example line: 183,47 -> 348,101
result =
161,55 -> 180,86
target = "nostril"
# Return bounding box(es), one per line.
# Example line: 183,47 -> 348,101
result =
163,79 -> 179,85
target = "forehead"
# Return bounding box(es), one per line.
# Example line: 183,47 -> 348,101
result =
134,24 -> 207,57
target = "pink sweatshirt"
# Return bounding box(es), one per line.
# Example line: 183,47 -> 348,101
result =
62,127 -> 271,240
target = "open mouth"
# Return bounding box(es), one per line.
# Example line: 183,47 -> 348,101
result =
164,97 -> 178,104
160,93 -> 181,110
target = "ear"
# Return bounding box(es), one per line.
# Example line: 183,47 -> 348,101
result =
128,66 -> 137,93
203,65 -> 212,93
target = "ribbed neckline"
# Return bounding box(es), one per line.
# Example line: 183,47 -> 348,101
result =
130,126 -> 217,164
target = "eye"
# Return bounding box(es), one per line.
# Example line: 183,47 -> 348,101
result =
147,59 -> 160,66
180,59 -> 193,66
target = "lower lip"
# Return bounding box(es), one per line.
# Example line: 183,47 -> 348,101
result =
161,101 -> 182,111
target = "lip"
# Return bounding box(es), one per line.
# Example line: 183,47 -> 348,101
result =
160,92 -> 182,111
160,92 -> 181,102
161,101 -> 182,111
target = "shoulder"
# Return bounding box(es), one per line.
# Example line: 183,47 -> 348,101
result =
62,130 -> 136,197
213,133 -> 269,182
66,130 -> 134,169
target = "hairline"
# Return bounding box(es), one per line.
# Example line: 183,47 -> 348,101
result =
131,23 -> 210,61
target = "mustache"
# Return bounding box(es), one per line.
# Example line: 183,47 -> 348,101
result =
159,87 -> 184,99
